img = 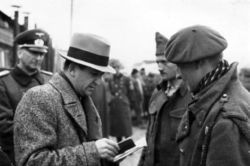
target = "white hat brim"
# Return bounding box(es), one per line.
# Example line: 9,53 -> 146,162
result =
57,50 -> 115,74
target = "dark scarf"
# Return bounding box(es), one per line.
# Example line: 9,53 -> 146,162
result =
193,59 -> 230,95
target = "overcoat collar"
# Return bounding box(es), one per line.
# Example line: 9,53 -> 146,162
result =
49,73 -> 102,140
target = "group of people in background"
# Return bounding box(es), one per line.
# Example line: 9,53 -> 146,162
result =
0,24 -> 250,166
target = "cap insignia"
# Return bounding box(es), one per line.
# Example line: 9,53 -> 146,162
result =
35,32 -> 45,37
34,39 -> 44,46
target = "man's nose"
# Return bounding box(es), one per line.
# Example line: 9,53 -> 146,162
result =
36,54 -> 44,60
95,76 -> 102,85
158,63 -> 164,70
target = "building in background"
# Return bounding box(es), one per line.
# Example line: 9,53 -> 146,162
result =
0,10 -> 15,69
0,10 -> 54,72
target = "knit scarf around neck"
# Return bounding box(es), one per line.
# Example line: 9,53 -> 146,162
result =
193,59 -> 230,95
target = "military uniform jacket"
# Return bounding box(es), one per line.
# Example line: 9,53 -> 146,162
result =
108,73 -> 133,137
176,63 -> 250,166
0,67 -> 51,163
138,80 -> 191,166
14,73 -> 102,166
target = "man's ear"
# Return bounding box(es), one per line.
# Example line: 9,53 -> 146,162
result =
195,59 -> 205,70
68,63 -> 77,77
17,48 -> 24,59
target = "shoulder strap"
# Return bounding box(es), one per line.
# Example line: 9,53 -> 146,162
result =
0,70 -> 10,77
199,94 -> 228,166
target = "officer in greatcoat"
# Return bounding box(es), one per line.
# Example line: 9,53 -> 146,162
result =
138,32 -> 191,166
0,29 -> 52,164
165,25 -> 250,166
108,59 -> 133,142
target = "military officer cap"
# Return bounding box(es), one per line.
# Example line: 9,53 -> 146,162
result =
109,58 -> 124,69
165,25 -> 227,64
14,29 -> 50,53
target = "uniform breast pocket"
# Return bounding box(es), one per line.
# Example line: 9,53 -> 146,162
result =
169,108 -> 186,140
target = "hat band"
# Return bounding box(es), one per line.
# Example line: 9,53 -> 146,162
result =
68,47 -> 109,66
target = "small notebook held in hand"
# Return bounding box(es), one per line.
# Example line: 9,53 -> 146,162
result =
113,137 -> 147,162
118,137 -> 136,154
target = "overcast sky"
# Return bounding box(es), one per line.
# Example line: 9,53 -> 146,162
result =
1,0 -> 250,72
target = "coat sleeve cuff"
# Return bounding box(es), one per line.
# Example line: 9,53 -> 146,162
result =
82,141 -> 100,165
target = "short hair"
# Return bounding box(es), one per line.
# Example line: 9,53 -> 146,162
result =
131,68 -> 139,76
63,60 -> 86,71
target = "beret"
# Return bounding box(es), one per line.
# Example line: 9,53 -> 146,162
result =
165,25 -> 227,63
155,32 -> 168,56
15,29 -> 50,53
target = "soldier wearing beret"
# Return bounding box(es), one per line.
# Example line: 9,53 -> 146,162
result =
165,25 -> 250,166
138,32 -> 191,166
0,29 -> 52,164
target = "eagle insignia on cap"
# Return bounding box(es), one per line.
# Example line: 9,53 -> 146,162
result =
35,32 -> 45,37
34,39 -> 45,46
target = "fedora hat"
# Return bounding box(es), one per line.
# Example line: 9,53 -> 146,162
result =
58,33 -> 115,73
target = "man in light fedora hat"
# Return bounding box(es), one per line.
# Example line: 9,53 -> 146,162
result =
14,33 -> 119,166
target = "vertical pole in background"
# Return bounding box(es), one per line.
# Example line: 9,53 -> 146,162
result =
70,0 -> 74,37
11,5 -> 21,67
23,12 -> 30,31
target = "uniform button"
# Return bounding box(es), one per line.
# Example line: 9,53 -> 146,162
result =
180,148 -> 184,153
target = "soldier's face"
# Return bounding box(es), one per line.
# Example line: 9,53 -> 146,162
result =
177,63 -> 200,92
156,56 -> 178,80
18,48 -> 45,71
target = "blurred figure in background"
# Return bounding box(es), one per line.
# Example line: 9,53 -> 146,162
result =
142,73 -> 157,118
130,68 -> 144,127
138,32 -> 191,166
108,59 -> 133,142
0,29 -> 52,164
239,67 -> 250,92
91,77 -> 110,138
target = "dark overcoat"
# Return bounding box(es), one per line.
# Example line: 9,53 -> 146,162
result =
108,73 -> 133,137
0,67 -> 51,164
14,73 -> 102,166
138,81 -> 191,166
176,63 -> 250,166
